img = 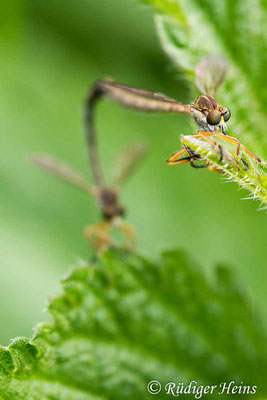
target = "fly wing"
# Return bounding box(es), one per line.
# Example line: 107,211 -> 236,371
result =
32,153 -> 98,197
111,142 -> 146,189
194,54 -> 227,96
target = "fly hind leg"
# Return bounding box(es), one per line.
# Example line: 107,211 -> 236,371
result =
166,147 -> 190,165
166,145 -> 202,166
183,132 -> 224,162
166,141 -> 210,169
216,132 -> 262,168
83,221 -> 112,254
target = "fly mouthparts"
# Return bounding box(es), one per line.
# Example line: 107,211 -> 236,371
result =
220,125 -> 226,135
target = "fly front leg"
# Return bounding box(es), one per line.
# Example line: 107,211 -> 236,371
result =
184,131 -> 224,161
206,165 -> 225,173
167,133 -> 215,167
166,147 -> 189,165
182,135 -> 231,173
183,132 -> 247,170
166,143 -> 202,166
182,143 -> 209,168
216,132 -> 262,164
166,135 -> 225,173
166,140 -> 209,168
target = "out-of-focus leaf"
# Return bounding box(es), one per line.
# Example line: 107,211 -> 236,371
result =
141,0 -> 187,24
0,249 -> 266,399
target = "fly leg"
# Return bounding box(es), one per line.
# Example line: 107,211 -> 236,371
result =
166,147 -> 191,165
183,132 -> 249,170
166,141 -> 212,170
216,132 -> 263,169
113,218 -> 136,250
183,132 -> 223,161
183,142 -> 224,172
166,145 -> 203,167
182,143 -> 209,168
83,221 -> 112,253
182,133 -> 226,173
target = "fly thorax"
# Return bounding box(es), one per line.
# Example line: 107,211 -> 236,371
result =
194,95 -> 217,108
191,95 -> 219,131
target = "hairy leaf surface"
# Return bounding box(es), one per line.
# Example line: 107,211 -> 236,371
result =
0,249 -> 266,399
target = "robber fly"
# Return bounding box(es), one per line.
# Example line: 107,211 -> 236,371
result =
87,54 -> 263,172
33,142 -> 145,253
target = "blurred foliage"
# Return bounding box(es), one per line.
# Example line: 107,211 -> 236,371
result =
142,0 -> 186,22
0,0 -> 267,349
1,249 -> 267,399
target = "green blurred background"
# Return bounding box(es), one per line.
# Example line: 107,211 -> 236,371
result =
0,0 -> 266,345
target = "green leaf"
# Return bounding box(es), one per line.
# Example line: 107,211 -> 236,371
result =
0,249 -> 267,399
141,0 -> 186,24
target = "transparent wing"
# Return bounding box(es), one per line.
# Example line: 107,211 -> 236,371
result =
111,142 -> 147,189
32,153 -> 98,197
194,54 -> 227,95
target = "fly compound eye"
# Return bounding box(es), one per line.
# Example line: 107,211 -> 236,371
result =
207,110 -> 221,125
223,108 -> 231,122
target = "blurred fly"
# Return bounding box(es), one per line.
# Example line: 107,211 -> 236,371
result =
33,143 -> 146,253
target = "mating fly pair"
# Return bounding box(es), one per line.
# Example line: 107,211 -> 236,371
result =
88,55 -> 263,172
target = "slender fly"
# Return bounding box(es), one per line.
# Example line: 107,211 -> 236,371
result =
86,54 -> 263,173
